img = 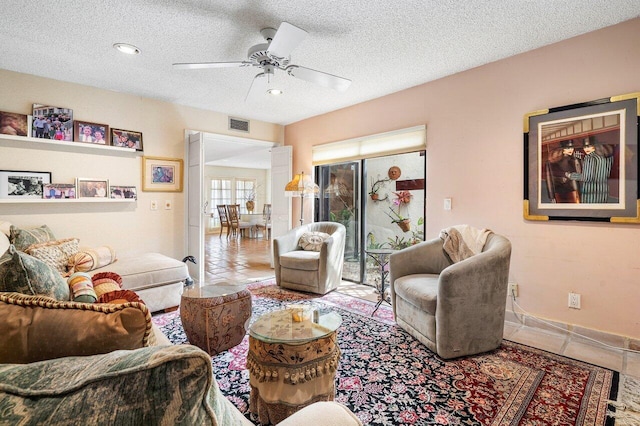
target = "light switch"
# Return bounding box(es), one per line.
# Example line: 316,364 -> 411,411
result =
444,198 -> 452,211
165,200 -> 172,210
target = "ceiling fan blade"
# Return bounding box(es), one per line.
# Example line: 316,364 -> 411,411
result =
245,73 -> 268,102
173,61 -> 251,70
267,22 -> 307,59
286,65 -> 351,92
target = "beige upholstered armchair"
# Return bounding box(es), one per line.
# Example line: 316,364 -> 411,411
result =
389,232 -> 512,359
273,222 -> 346,295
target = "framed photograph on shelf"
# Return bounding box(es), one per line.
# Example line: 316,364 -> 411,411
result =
32,104 -> 73,141
111,128 -> 143,151
0,110 -> 29,136
74,120 -> 109,145
142,156 -> 183,192
43,183 -> 76,199
523,92 -> 640,223
110,185 -> 137,199
76,178 -> 109,198
0,170 -> 51,199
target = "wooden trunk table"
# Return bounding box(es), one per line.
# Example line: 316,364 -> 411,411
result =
180,282 -> 251,355
247,307 -> 342,425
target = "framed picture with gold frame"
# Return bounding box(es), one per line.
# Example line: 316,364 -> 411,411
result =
142,156 -> 183,192
523,92 -> 640,223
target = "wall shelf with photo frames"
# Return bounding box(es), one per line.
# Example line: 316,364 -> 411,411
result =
0,198 -> 135,204
0,133 -> 140,156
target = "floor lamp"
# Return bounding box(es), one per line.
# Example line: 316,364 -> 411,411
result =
285,171 -> 319,226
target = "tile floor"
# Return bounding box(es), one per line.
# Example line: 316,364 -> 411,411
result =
204,233 -> 640,379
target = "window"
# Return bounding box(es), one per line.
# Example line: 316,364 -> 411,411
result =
209,178 -> 257,226
210,178 -> 232,227
235,179 -> 256,214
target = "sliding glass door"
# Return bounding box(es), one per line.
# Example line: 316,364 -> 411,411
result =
315,162 -> 361,282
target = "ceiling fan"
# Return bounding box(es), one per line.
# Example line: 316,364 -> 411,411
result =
173,22 -> 351,101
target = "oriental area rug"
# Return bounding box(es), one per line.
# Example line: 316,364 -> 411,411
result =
153,280 -> 619,425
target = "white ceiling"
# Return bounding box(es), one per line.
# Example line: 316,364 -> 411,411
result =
1,1 -> 639,130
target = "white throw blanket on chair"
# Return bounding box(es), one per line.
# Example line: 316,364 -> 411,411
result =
439,225 -> 493,263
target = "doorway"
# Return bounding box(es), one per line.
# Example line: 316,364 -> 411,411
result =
185,131 -> 285,284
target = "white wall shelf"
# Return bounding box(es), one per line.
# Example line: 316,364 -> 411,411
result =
0,133 -> 140,156
0,198 -> 136,204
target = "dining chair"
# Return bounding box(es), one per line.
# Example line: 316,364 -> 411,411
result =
226,204 -> 252,238
216,205 -> 231,238
255,204 -> 272,239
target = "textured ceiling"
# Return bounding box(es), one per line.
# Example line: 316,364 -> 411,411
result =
1,0 -> 639,128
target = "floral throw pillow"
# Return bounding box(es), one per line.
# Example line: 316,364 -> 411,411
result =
9,225 -> 56,252
0,245 -> 70,301
298,231 -> 330,252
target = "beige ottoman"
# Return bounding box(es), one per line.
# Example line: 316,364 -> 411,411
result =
180,282 -> 252,355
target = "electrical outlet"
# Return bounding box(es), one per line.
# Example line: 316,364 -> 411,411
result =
568,292 -> 581,309
150,200 -> 158,211
509,282 -> 519,298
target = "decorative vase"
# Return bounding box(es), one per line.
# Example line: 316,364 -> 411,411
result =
397,219 -> 411,232
370,193 -> 379,201
246,200 -> 255,213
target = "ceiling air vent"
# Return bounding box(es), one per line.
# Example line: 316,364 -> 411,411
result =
229,117 -> 250,133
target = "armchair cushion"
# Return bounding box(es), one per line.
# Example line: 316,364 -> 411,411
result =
279,250 -> 320,270
393,274 -> 439,314
0,292 -> 155,364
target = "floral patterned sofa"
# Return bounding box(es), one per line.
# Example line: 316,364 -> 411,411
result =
0,344 -> 362,425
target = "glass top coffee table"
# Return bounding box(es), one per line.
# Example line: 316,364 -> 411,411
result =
247,306 -> 342,424
249,307 -> 342,344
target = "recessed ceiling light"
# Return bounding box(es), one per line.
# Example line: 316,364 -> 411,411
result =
113,43 -> 141,55
267,88 -> 283,96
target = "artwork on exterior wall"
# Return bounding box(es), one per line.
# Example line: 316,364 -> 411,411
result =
523,92 -> 639,223
142,156 -> 183,192
32,104 -> 73,141
74,120 -> 109,145
0,170 -> 51,199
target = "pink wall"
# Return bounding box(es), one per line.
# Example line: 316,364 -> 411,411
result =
285,19 -> 640,339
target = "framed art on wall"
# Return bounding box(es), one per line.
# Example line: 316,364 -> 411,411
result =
0,170 -> 51,198
32,104 -> 73,141
74,120 -> 109,145
43,183 -> 76,199
142,156 -> 183,192
110,185 -> 137,199
76,178 -> 109,198
523,92 -> 640,223
111,128 -> 143,151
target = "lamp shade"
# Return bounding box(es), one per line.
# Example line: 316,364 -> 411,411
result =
285,171 -> 319,198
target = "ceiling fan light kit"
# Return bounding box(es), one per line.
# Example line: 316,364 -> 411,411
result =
113,43 -> 141,55
173,21 -> 351,101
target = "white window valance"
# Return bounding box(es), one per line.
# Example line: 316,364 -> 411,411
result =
312,125 -> 426,165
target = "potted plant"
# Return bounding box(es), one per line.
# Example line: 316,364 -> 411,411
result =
245,186 -> 258,212
368,177 -> 389,201
385,207 -> 411,232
